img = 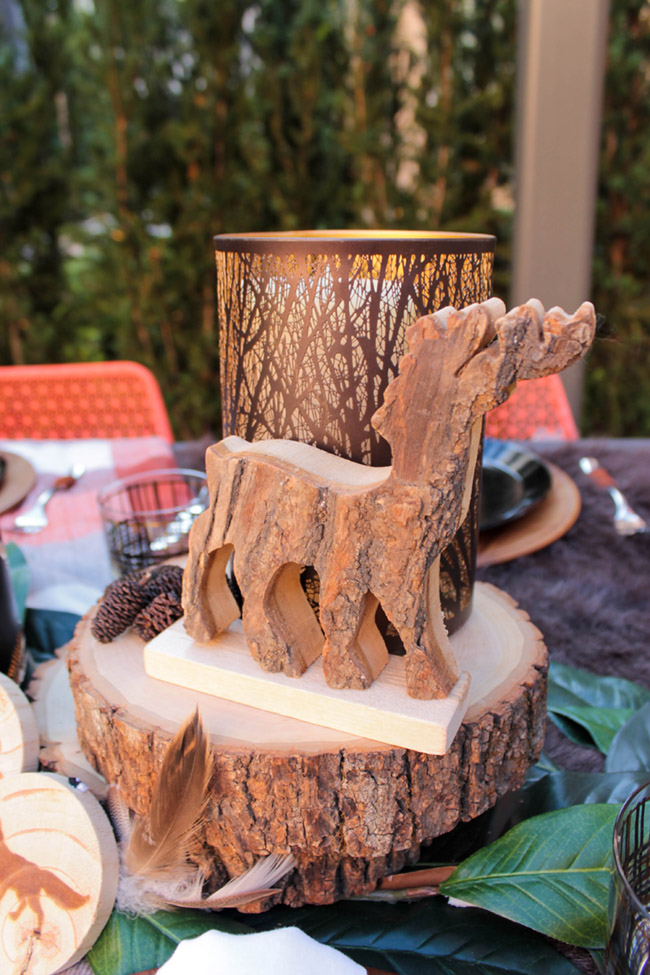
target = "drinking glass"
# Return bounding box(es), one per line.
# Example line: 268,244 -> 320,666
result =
606,781 -> 650,975
97,468 -> 208,577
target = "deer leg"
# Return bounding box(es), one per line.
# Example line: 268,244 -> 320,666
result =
321,583 -> 389,690
242,562 -> 324,677
183,542 -> 240,643
403,557 -> 460,699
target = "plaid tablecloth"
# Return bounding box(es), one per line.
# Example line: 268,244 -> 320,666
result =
0,436 -> 177,614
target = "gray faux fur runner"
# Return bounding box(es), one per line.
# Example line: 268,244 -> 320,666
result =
477,439 -> 649,975
477,438 -> 650,772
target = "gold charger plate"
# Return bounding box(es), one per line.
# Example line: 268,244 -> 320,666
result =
477,462 -> 581,567
0,450 -> 37,515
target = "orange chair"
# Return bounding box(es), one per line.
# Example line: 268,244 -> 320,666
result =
484,374 -> 578,441
0,361 -> 174,442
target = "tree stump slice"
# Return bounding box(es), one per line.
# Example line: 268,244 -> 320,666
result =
67,582 -> 547,910
0,772 -> 118,975
0,672 -> 39,777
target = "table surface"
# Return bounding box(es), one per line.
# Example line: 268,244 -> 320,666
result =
3,435 -> 649,975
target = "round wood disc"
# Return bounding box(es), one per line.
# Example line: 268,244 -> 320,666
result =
478,462 -> 581,566
28,656 -> 108,800
68,582 -> 547,908
0,451 -> 37,515
0,672 -> 39,777
0,772 -> 118,975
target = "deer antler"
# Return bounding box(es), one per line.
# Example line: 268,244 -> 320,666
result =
458,298 -> 596,415
509,300 -> 596,380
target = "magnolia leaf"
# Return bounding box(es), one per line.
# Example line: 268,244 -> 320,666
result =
533,752 -> 561,774
5,542 -> 29,624
243,899 -> 580,974
548,662 -> 650,711
606,702 -> 650,772
547,662 -> 649,753
87,908 -> 251,975
521,770 -> 650,808
548,705 -> 636,754
423,770 -> 638,865
548,712 -> 597,749
439,804 -> 619,948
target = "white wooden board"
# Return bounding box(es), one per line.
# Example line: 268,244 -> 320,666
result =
146,618 -> 471,754
144,582 -> 529,754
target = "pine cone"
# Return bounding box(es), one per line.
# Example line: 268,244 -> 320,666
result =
132,591 -> 184,641
142,563 -> 184,600
91,573 -> 151,643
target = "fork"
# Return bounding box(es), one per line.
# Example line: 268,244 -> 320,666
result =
579,456 -> 649,535
12,463 -> 86,532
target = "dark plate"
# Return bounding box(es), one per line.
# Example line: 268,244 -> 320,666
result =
480,439 -> 552,531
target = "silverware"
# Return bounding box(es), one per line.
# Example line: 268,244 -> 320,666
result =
12,463 -> 86,532
579,456 -> 649,536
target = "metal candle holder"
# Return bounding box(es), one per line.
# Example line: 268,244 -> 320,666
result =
214,230 -> 495,635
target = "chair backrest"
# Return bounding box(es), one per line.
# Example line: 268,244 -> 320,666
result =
0,361 -> 174,442
484,373 -> 578,441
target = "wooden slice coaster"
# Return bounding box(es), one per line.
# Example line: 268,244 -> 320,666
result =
68,582 -> 547,909
28,655 -> 108,799
0,771 -> 118,975
0,672 -> 39,777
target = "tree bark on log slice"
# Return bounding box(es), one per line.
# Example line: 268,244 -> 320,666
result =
67,583 -> 547,910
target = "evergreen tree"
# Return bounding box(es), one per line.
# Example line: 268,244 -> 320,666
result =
4,0 -> 646,437
0,0 -> 76,365
586,0 -> 650,435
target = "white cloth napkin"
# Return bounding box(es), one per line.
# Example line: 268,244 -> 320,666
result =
157,927 -> 365,975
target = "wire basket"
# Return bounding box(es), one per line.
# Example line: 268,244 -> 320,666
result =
97,469 -> 208,577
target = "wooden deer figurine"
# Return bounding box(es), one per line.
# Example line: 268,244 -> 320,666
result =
183,298 -> 595,699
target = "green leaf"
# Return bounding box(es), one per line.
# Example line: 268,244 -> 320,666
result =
548,662 -> 650,711
606,702 -> 650,772
548,713 -> 598,750
5,542 -> 29,624
243,899 -> 580,974
423,770 -> 641,866
87,909 -> 252,975
589,948 -> 605,974
533,752 -> 561,773
439,804 -> 619,949
520,771 -> 650,809
548,705 -> 636,754
547,663 -> 650,753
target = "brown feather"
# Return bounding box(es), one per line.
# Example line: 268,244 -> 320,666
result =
167,852 -> 295,910
124,708 -> 212,878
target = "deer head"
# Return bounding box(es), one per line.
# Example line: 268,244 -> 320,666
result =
372,298 -> 596,485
